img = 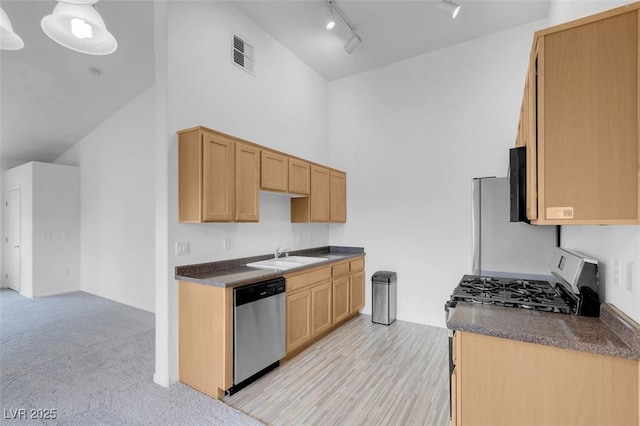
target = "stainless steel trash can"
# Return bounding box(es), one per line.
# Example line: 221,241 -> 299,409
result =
372,271 -> 397,325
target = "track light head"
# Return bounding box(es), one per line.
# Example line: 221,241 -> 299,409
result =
440,0 -> 461,19
325,1 -> 336,30
344,33 -> 361,54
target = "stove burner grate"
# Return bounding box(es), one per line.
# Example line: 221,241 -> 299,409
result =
448,275 -> 571,314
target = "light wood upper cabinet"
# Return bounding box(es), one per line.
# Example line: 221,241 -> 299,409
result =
517,6 -> 640,224
178,128 -> 235,222
330,170 -> 346,223
235,143 -> 260,222
310,166 -> 330,222
291,166 -> 347,223
178,126 -> 347,224
288,158 -> 310,195
261,150 -> 288,192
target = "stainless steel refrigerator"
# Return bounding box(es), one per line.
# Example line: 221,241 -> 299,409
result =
472,177 -> 557,280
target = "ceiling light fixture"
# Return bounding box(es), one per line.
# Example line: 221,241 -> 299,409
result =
325,1 -> 336,30
325,0 -> 362,54
0,6 -> 24,51
41,0 -> 117,55
344,33 -> 361,54
440,0 -> 461,20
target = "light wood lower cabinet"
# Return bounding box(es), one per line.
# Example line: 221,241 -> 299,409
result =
285,256 -> 365,357
178,281 -> 233,399
178,256 -> 366,398
332,276 -> 350,324
285,290 -> 312,354
311,281 -> 332,337
453,331 -> 639,425
349,270 -> 365,314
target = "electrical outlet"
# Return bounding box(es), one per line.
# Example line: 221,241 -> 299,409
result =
223,238 -> 231,251
625,262 -> 635,293
296,234 -> 302,243
613,259 -> 621,286
175,241 -> 190,256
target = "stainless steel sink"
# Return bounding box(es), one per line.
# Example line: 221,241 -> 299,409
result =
247,256 -> 327,270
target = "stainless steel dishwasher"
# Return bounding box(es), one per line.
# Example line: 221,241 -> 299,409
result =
230,277 -> 286,394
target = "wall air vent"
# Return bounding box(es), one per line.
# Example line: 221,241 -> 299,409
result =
232,34 -> 254,75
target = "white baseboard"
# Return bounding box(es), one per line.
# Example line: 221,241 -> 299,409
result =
153,373 -> 171,387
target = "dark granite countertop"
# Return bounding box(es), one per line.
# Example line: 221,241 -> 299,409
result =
175,246 -> 365,289
447,302 -> 640,361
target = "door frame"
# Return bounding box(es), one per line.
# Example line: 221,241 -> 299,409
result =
4,187 -> 21,292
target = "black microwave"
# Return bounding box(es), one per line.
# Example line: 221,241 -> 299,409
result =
509,147 -> 528,223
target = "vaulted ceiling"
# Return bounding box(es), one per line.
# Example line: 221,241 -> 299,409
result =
0,0 -> 548,165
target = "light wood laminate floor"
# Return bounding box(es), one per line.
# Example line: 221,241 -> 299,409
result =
225,314 -> 449,425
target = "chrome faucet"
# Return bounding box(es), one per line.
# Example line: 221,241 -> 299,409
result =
274,246 -> 290,259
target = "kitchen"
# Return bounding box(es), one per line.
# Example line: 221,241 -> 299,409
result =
1,0 -> 639,424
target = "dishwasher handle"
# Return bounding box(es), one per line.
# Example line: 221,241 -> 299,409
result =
234,277 -> 286,307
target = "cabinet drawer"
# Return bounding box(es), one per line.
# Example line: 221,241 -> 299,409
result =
286,267 -> 331,293
332,262 -> 350,277
350,257 -> 364,272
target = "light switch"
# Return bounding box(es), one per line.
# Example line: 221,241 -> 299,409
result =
613,259 -> 620,286
626,262 -> 635,293
175,241 -> 190,256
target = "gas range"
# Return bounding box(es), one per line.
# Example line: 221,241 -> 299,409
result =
446,274 -> 571,314
446,247 -> 601,320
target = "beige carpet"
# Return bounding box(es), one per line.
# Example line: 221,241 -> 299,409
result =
0,289 -> 262,425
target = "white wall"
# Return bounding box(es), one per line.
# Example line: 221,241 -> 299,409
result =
328,20 -> 547,328
56,86 -> 156,312
546,0 -> 640,323
4,162 -> 79,297
155,1 -> 330,385
32,162 -> 80,297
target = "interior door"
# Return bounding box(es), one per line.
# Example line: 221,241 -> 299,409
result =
5,188 -> 21,291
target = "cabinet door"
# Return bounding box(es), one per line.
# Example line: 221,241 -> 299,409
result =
286,290 -> 312,354
310,165 -> 330,222
202,131 -> 235,222
261,150 -> 288,192
330,170 -> 346,223
289,158 -> 310,195
349,270 -> 365,314
311,281 -> 332,337
458,331 -> 639,425
526,48 -> 539,221
235,142 -> 260,222
540,12 -> 638,223
332,277 -> 350,324
178,128 -> 204,222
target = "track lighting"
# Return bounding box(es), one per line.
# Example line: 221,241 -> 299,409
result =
344,33 -> 361,54
324,0 -> 362,54
41,0 -> 117,55
325,2 -> 336,30
440,0 -> 461,19
0,6 -> 24,50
